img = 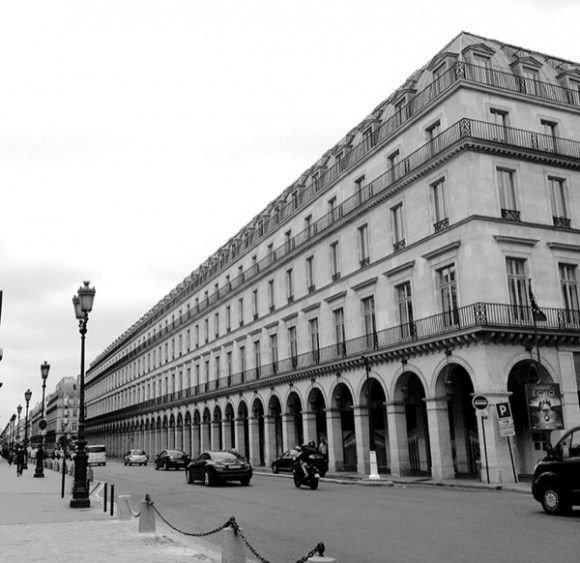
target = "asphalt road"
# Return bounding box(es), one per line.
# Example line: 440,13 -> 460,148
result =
94,461 -> 579,563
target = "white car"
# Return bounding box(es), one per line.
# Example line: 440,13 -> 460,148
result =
123,449 -> 148,466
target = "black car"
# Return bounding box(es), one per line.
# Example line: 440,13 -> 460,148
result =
185,450 -> 252,486
532,426 -> 580,514
154,449 -> 189,471
271,449 -> 299,474
272,448 -> 328,477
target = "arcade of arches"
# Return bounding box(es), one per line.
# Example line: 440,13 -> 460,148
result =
87,349 -> 580,484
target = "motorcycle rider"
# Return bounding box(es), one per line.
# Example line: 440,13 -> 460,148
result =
295,440 -> 318,477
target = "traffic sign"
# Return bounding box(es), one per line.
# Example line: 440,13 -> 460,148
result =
496,402 -> 512,419
498,418 -> 516,437
472,395 -> 489,410
38,419 -> 47,430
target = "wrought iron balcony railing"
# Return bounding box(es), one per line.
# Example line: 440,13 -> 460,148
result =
91,302 -> 580,422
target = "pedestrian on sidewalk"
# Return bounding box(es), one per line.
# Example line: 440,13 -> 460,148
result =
15,445 -> 26,476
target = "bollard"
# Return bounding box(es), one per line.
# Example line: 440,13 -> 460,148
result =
103,483 -> 108,513
117,495 -> 131,521
221,526 -> 245,563
138,495 -> 156,533
110,484 -> 115,516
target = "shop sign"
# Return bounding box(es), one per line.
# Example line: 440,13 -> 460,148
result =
525,383 -> 564,431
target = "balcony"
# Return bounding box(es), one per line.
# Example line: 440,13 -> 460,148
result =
90,301 -> 580,424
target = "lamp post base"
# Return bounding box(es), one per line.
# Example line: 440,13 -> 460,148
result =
34,450 -> 45,478
70,498 -> 91,509
70,441 -> 91,509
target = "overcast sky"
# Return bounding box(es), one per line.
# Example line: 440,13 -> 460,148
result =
1,0 -> 579,430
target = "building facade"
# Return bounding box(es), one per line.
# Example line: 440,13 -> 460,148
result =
85,32 -> 580,484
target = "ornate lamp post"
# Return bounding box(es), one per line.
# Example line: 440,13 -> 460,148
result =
16,404 -> 22,442
24,389 -> 32,468
34,361 -> 50,478
70,281 -> 96,509
10,413 -> 16,446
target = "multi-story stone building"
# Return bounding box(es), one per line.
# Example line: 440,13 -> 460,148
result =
85,32 -> 580,484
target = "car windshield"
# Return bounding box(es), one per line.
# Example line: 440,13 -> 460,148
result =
167,450 -> 184,456
131,450 -> 145,455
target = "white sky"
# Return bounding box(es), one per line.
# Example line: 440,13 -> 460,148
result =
1,0 -> 580,430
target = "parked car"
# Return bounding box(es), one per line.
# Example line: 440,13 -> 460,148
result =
271,449 -> 299,474
272,448 -> 328,477
154,449 -> 189,471
532,425 -> 580,514
123,449 -> 148,466
185,450 -> 252,486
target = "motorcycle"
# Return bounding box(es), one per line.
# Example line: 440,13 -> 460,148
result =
292,453 -> 324,490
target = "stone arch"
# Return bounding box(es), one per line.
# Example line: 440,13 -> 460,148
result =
333,382 -> 356,472
306,386 -> 328,446
360,374 -> 388,472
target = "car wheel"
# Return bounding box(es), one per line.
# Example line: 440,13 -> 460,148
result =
541,485 -> 569,515
204,470 -> 214,487
240,477 -> 250,486
124,461 -> 127,466
164,461 -> 169,471
272,463 -> 279,474
144,462 -> 148,467
155,462 -> 159,470
186,469 -> 193,484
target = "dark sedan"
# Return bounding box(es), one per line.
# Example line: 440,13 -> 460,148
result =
272,448 -> 328,476
154,449 -> 189,471
271,449 -> 299,474
185,450 -> 252,486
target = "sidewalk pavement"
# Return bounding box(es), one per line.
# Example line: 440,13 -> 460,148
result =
0,459 -> 221,563
0,458 -> 530,563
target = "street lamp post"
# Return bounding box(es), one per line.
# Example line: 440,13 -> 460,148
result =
34,361 -> 50,478
70,281 -> 96,509
24,389 -> 32,469
16,404 -> 22,442
10,413 -> 16,446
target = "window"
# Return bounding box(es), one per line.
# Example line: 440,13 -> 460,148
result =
215,355 -> 220,383
522,66 -> 540,96
195,325 -> 199,348
254,340 -> 261,378
362,296 -> 377,349
431,178 -> 448,232
252,289 -> 258,320
394,98 -> 407,126
438,264 -> 459,326
214,312 -> 219,338
204,318 -> 209,343
306,256 -> 315,292
305,214 -> 313,237
285,230 -> 293,253
560,264 -> 580,324
238,297 -> 244,326
358,224 -> 370,267
312,170 -> 321,192
226,305 -> 231,332
426,120 -> 441,156
288,326 -> 298,368
391,202 -> 406,251
363,127 -> 375,151
334,307 -> 346,356
388,150 -> 400,183
267,243 -> 274,264
548,176 -> 569,227
328,197 -> 337,222
490,108 -> 508,141
355,175 -> 365,204
292,190 -> 299,210
330,241 -> 341,281
309,317 -> 320,362
239,346 -> 246,379
226,351 -> 233,383
270,334 -> 279,373
541,119 -> 558,152
497,168 -> 519,220
268,279 -> 275,311
396,281 -> 415,338
286,268 -> 294,302
506,258 -> 529,321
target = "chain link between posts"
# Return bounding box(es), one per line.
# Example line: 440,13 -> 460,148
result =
145,495 -> 326,563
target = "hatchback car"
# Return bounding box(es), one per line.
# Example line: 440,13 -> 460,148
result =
123,449 -> 148,466
185,450 -> 252,486
532,425 -> 580,514
154,449 -> 189,471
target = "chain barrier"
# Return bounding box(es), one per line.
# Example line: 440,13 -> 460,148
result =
145,495 -> 326,563
123,497 -> 141,518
